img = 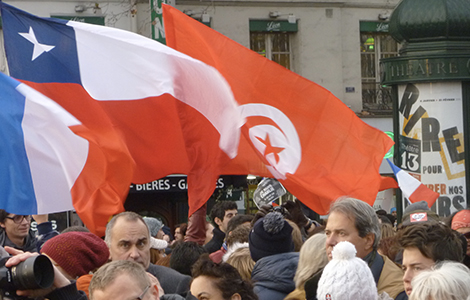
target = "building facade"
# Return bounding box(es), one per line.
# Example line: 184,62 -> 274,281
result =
0,0 -> 399,224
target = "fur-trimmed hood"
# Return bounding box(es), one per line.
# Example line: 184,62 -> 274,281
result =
222,242 -> 249,262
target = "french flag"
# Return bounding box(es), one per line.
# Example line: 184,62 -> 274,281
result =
1,3 -> 244,235
387,159 -> 439,207
0,72 -> 132,224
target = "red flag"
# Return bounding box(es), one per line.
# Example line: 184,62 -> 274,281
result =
163,5 -> 394,214
2,3 -> 243,233
380,176 -> 399,191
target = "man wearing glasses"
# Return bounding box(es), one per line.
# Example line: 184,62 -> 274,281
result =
0,210 -> 58,252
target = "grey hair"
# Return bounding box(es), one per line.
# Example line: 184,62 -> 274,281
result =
294,233 -> 328,289
409,261 -> 470,300
104,211 -> 149,246
89,260 -> 150,299
330,197 -> 381,250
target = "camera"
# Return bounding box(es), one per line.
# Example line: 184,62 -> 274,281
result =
0,255 -> 54,299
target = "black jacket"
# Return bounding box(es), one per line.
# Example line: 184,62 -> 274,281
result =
203,227 -> 225,254
147,263 -> 192,298
0,221 -> 59,252
46,282 -> 87,300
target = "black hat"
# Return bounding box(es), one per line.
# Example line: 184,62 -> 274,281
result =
249,212 -> 294,262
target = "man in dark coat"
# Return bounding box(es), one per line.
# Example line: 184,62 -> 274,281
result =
105,211 -> 193,298
203,201 -> 238,254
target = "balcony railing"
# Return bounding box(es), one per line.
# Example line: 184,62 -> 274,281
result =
362,83 -> 393,116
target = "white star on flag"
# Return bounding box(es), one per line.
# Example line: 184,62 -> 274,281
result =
19,27 -> 55,61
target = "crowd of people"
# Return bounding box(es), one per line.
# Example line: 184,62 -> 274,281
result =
1,197 -> 470,300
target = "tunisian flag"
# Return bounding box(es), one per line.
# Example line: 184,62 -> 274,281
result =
1,3 -> 243,234
163,5 -> 394,214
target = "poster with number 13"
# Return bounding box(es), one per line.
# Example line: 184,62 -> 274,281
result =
397,82 -> 465,215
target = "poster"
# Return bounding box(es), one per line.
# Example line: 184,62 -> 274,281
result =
398,82 -> 466,216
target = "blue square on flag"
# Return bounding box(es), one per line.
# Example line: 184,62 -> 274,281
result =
2,4 -> 81,84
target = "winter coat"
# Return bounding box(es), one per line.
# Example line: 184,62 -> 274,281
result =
0,221 -> 58,252
147,263 -> 192,298
46,282 -> 87,300
203,227 -> 225,254
251,252 -> 299,300
366,251 -> 407,300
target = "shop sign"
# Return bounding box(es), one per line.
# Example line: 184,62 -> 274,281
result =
360,21 -> 389,33
382,57 -> 470,85
51,15 -> 105,25
249,20 -> 298,32
130,176 -> 225,193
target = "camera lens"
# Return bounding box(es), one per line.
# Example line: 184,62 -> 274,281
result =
11,255 -> 54,290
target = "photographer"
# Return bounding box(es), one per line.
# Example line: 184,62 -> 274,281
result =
4,247 -> 86,300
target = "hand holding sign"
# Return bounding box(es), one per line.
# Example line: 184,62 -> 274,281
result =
253,178 -> 287,209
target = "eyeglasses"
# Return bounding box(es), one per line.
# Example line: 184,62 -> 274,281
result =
136,285 -> 150,300
5,215 -> 31,224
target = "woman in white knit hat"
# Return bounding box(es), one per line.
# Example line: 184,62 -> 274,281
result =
317,241 -> 392,300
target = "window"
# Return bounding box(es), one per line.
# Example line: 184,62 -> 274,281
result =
360,28 -> 398,114
249,20 -> 297,70
250,32 -> 292,70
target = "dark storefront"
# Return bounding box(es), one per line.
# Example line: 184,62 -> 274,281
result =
124,175 -> 248,230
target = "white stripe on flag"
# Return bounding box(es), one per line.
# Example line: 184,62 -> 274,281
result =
395,170 -> 421,199
18,83 -> 88,213
69,20 -> 242,158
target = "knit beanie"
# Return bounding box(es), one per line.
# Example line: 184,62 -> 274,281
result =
150,237 -> 168,250
143,217 -> 164,237
40,232 -> 109,278
249,212 -> 294,262
405,200 -> 430,214
317,241 -> 378,300
401,201 -> 439,227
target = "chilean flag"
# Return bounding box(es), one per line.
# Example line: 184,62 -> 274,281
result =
0,72 -> 133,233
387,159 -> 439,207
1,3 -> 243,234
